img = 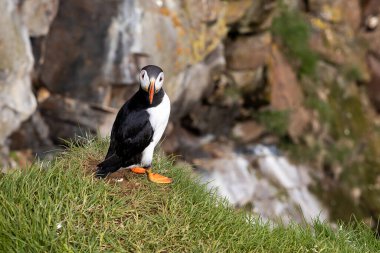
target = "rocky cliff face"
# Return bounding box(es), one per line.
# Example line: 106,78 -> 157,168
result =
1,0 -> 380,229
30,0 -> 226,142
0,0 -> 56,166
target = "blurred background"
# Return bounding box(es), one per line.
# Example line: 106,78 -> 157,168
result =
1,0 -> 380,231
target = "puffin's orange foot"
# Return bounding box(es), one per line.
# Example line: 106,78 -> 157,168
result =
146,169 -> 172,184
130,167 -> 146,174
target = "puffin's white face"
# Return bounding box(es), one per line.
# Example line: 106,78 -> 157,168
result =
139,69 -> 164,104
139,69 -> 150,91
139,70 -> 164,92
154,72 -> 164,91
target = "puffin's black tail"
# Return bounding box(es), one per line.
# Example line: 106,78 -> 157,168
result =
96,154 -> 123,178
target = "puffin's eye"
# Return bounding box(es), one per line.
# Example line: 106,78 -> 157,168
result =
159,77 -> 162,82
142,73 -> 145,79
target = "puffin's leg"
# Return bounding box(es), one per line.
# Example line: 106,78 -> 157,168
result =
145,168 -> 173,184
130,167 -> 146,174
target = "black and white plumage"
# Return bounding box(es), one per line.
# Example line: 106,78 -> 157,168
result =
96,65 -> 170,179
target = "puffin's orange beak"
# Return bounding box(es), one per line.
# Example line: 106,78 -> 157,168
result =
149,79 -> 155,105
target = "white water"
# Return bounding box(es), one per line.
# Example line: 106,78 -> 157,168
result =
253,145 -> 328,223
201,144 -> 328,224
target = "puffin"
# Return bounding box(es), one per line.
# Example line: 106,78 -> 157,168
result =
96,65 -> 172,184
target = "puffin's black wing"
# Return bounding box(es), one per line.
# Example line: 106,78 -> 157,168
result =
96,108 -> 153,178
114,110 -> 153,158
104,104 -> 127,160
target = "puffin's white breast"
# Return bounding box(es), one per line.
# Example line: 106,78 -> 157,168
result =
147,93 -> 170,143
140,93 -> 170,166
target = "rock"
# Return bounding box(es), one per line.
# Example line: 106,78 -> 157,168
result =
108,85 -> 138,108
182,103 -> 240,137
180,68 -> 244,136
141,0 -> 226,75
36,0 -> 227,142
206,72 -> 244,107
315,61 -> 339,85
366,54 -> 380,110
164,127 -> 240,166
40,0 -> 227,103
309,23 -> 344,64
0,144 -> 10,170
227,0 -> 276,33
225,32 -> 271,71
309,15 -> 369,82
232,121 -> 264,143
224,0 -> 254,25
39,95 -> 116,143
309,0 -> 343,23
268,45 -> 303,110
343,0 -> 362,30
361,2 -> 380,110
288,107 -> 311,140
20,0 -> 59,37
314,25 -> 367,80
308,0 -> 360,28
229,69 -> 262,90
229,67 -> 269,108
365,15 -> 379,31
10,111 -> 53,151
36,87 -> 51,103
267,45 -> 309,139
162,126 -> 196,155
201,141 -> 235,159
362,0 -> 380,31
39,0 -> 122,104
282,0 -> 302,10
35,0 -> 228,144
0,0 -> 37,146
169,45 -> 226,117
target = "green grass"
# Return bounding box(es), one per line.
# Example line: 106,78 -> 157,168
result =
0,138 -> 379,252
257,110 -> 290,137
343,65 -> 363,82
271,4 -> 318,77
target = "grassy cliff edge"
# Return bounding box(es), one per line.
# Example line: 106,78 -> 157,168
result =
0,138 -> 378,252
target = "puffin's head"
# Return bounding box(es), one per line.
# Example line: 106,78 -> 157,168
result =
139,65 -> 164,105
